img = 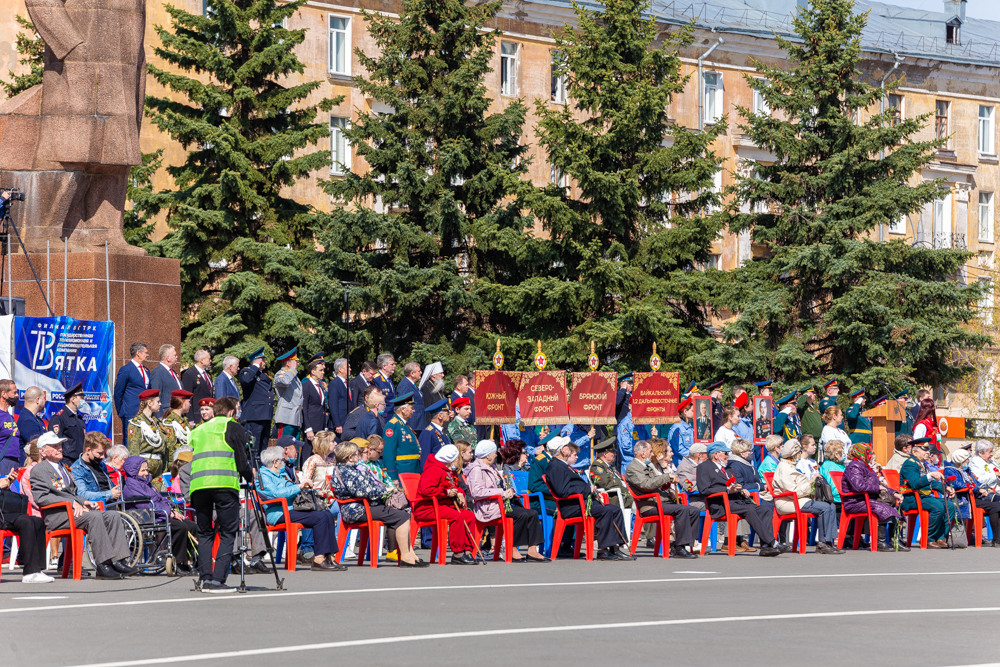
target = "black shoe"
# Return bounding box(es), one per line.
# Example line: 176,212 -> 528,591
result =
670,547 -> 698,559
775,542 -> 793,554
992,539 -> 1000,548
614,547 -> 636,561
645,538 -> 656,550
250,560 -> 272,574
895,541 -> 911,552
297,552 -> 313,565
112,559 -> 140,576
816,542 -> 845,555
450,553 -> 476,565
877,541 -> 895,552
200,581 -> 235,594
95,562 -> 124,580
311,559 -> 347,571
399,558 -> 430,568
525,554 -> 551,563
175,563 -> 195,576
596,548 -> 621,561
759,544 -> 781,557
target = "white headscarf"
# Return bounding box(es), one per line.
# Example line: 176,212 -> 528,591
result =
436,444 -> 459,463
420,361 -> 445,389
475,440 -> 497,459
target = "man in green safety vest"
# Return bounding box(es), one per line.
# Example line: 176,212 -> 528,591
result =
189,396 -> 253,593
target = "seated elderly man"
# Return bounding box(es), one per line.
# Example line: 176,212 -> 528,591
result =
675,442 -> 708,507
624,440 -> 699,558
885,435 -> 913,472
546,439 -> 634,561
590,436 -> 633,512
29,432 -> 138,579
696,441 -> 790,557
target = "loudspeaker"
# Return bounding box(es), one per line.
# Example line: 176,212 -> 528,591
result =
0,297 -> 26,316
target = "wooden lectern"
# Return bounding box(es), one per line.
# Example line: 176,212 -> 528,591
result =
864,400 -> 905,465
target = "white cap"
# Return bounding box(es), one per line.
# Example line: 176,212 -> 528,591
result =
475,440 -> 497,459
547,435 -> 571,453
436,444 -> 459,463
37,431 -> 68,448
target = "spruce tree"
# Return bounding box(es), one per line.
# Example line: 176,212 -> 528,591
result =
124,149 -> 164,248
145,0 -> 335,361
0,16 -> 43,98
493,0 -> 725,372
691,0 -> 990,391
302,0 -> 530,372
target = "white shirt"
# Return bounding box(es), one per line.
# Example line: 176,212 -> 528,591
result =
969,455 -> 1000,489
820,424 -> 851,446
913,423 -> 928,440
132,359 -> 149,386
796,457 -> 819,478
714,425 -> 737,446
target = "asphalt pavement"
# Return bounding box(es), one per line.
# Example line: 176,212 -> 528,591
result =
2,545 -> 999,667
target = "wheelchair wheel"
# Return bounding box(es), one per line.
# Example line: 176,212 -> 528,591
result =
164,555 -> 176,577
89,511 -> 143,569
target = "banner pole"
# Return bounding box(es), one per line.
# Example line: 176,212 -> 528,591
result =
7,232 -> 11,316
63,237 -> 67,317
104,241 -> 111,322
46,240 -> 50,311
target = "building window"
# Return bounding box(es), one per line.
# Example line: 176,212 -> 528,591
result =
981,192 -> 995,243
751,77 -> 769,116
935,100 -> 950,144
330,116 -> 350,175
946,21 -> 960,45
979,105 -> 995,155
328,15 -> 350,75
888,213 -> 906,235
933,192 -> 952,249
980,278 -> 995,327
704,72 -> 723,125
978,364 -> 995,411
550,51 -> 567,104
500,42 -> 518,97
887,94 -> 902,126
707,169 -> 723,214
549,164 -> 568,190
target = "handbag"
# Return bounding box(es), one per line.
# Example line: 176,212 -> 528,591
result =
812,476 -> 834,503
949,523 -> 969,548
292,489 -> 323,512
384,490 -> 409,510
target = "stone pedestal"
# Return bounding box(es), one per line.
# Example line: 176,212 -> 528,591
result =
4,251 -> 181,370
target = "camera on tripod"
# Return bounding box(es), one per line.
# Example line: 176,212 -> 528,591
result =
0,188 -> 25,219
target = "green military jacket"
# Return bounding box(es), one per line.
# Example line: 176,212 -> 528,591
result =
845,403 -> 872,445
127,411 -> 176,482
446,417 -> 476,446
382,414 -> 420,480
798,396 -> 823,441
589,458 -> 633,509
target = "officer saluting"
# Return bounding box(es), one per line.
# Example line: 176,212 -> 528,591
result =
418,398 -> 452,469
772,391 -> 801,442
50,382 -> 87,464
239,347 -> 275,458
382,392 -> 420,481
818,378 -> 839,414
845,388 -> 872,445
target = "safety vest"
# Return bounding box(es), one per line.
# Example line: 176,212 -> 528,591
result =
189,416 -> 239,493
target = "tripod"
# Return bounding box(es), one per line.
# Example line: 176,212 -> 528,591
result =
234,478 -> 285,593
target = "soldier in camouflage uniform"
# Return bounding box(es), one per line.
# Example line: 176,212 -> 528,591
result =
161,389 -> 194,450
128,389 -> 176,488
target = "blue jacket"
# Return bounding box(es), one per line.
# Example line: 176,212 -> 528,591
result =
396,377 -> 425,432
70,457 -> 118,502
372,372 -> 396,417
215,371 -> 241,400
734,416 -> 754,441
726,455 -> 761,492
149,363 -> 183,419
258,465 -> 301,525
15,409 -> 45,462
326,376 -> 350,430
114,361 -> 149,423
239,365 -> 275,422
667,420 -> 694,467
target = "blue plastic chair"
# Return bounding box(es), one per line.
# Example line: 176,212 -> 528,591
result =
511,471 -> 553,555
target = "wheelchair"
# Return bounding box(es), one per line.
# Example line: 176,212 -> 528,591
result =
86,499 -> 178,576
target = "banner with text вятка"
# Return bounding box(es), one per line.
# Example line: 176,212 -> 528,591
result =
13,317 -> 114,436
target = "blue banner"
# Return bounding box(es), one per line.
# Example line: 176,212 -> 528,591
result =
13,317 -> 114,437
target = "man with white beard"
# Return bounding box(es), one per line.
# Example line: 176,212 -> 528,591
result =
420,362 -> 447,407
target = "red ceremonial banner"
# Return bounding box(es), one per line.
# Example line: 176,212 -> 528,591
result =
517,371 -> 569,426
631,372 -> 680,425
568,372 -> 617,425
473,370 -> 522,425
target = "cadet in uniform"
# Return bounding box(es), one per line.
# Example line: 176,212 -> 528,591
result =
382,393 -> 420,481
418,398 -> 452,469
127,388 -> 176,486
239,347 -> 275,458
446,396 -> 476,444
818,378 -> 839,414
161,389 -> 194,450
798,383 -> 823,442
0,379 -> 21,476
771,391 -> 801,442
589,436 -> 633,511
50,382 -> 87,464
273,347 -> 304,440
845,388 -> 872,445
615,373 -> 633,424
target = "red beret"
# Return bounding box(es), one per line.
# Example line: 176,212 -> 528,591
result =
171,389 -> 193,399
139,389 -> 159,401
199,397 -> 216,407
734,392 -> 749,410
678,397 -> 693,412
451,396 -> 471,409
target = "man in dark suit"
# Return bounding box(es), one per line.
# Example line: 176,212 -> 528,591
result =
149,344 -> 183,419
372,353 -> 397,417
302,353 -> 329,442
239,347 -> 275,457
349,361 -> 375,410
16,386 -> 47,460
215,355 -> 242,401
114,341 -> 150,435
327,357 -> 351,439
181,349 -> 214,424
696,441 -> 788,557
545,438 -> 634,561
396,361 -> 425,432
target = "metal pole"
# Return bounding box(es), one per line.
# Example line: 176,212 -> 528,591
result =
63,236 -> 67,317
104,240 -> 110,322
46,239 -> 50,310
7,230 -> 12,316
344,286 -> 350,365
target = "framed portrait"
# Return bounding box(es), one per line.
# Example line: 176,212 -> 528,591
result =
693,396 -> 714,443
753,396 -> 773,446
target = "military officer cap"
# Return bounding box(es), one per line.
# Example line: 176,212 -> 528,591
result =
869,394 -> 889,408
425,398 -> 450,414
684,380 -> 698,395
248,346 -> 266,362
849,388 -> 865,399
799,383 -> 818,394
307,351 -> 325,364
775,390 -> 797,406
171,389 -> 193,399
909,436 -> 933,449
64,382 -> 84,400
593,436 -> 616,453
704,379 -> 724,392
538,430 -> 559,445
451,396 -> 471,409
619,372 -> 634,383
350,437 -> 369,449
894,390 -> 908,399
754,380 -> 772,389
138,388 -> 159,401
823,377 -> 838,389
198,397 -> 216,407
391,392 -> 415,406
276,346 -> 298,363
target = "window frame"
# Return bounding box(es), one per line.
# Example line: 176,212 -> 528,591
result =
751,77 -> 769,117
500,41 -> 519,97
979,105 -> 995,155
933,191 -> 953,249
935,100 -> 950,146
887,94 -> 903,126
703,71 -> 723,125
888,213 -> 907,235
329,115 -> 351,176
550,50 -> 567,105
981,191 -> 995,244
328,14 -> 351,76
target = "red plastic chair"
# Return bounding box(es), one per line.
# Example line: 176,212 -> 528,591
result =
957,488 -> 985,547
829,470 -> 877,552
472,492 -> 516,563
699,491 -> 745,556
882,468 -> 931,549
40,502 -> 86,580
763,472 -> 808,554
257,493 -> 304,571
399,473 -> 452,565
335,497 -> 386,568
626,484 -> 673,558
0,530 -> 16,581
543,475 -> 594,561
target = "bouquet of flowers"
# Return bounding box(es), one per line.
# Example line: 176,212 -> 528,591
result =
503,471 -> 516,513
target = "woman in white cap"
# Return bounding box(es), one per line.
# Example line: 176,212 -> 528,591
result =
951,444 -> 1000,547
773,439 -> 844,554
466,440 -> 548,562
415,444 -> 479,564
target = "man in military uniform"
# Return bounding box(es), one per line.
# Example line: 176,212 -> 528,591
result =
372,353 -> 397,417
798,383 -> 823,442
127,388 -> 175,485
589,436 -> 633,511
238,347 -> 275,459
418,398 -> 452,469
382,393 -> 420,481
895,390 -> 915,436
0,379 -> 22,475
273,347 -> 303,440
771,391 -> 801,442
615,373 -> 633,424
845,388 -> 872,445
818,378 -> 839,414
50,382 -> 87,464
446,396 -> 475,445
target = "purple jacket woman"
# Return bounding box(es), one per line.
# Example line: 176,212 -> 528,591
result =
842,456 -> 899,523
122,456 -> 173,513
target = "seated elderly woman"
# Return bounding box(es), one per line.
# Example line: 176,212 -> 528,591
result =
258,445 -> 346,571
121,455 -> 199,574
301,430 -> 340,524
104,444 -> 129,488
499,439 -> 528,473
416,444 -> 479,565
330,440 -> 427,567
466,440 -> 548,562
840,442 -> 908,552
953,444 -> 1000,548
819,441 -> 846,506
726,438 -> 765,553
772,439 -> 844,554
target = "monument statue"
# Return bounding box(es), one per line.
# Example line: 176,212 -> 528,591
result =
0,0 -> 147,255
